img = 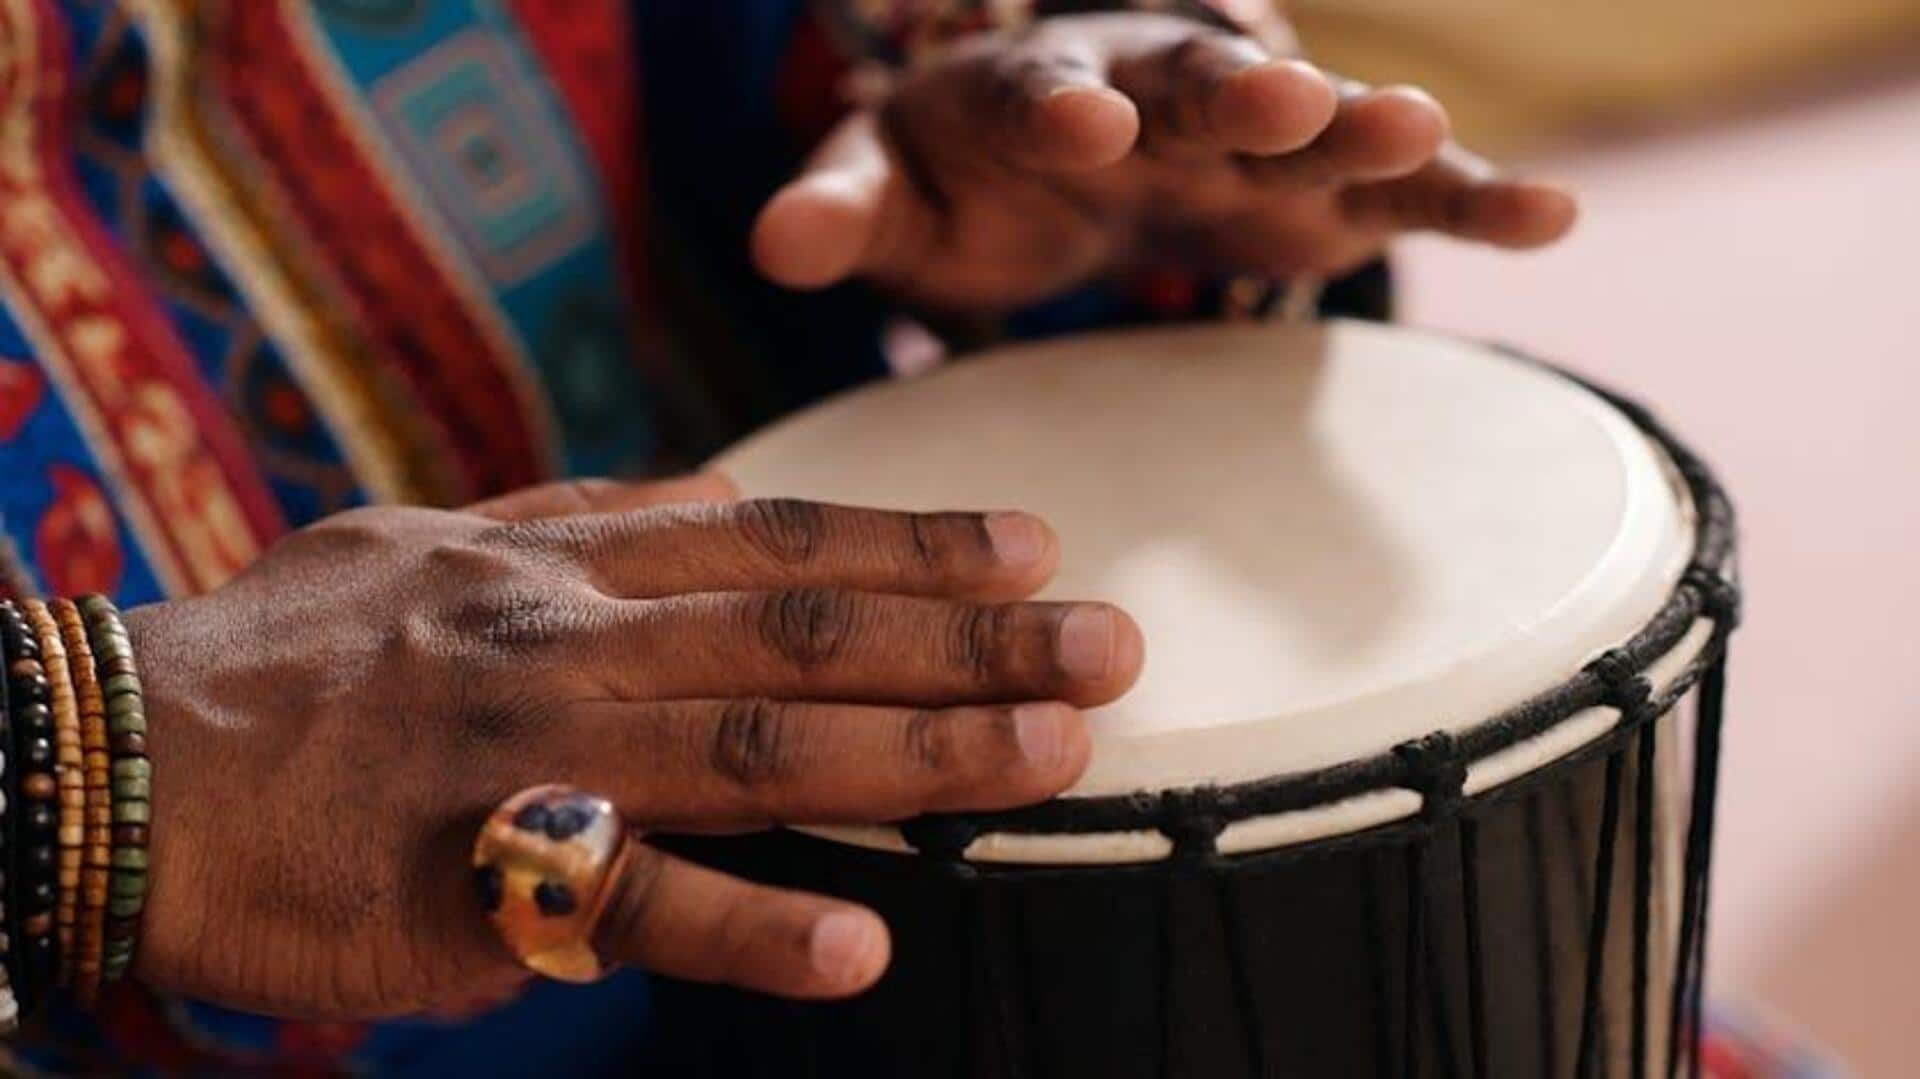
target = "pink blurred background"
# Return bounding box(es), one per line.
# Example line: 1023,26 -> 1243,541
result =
1395,73 -> 1920,1075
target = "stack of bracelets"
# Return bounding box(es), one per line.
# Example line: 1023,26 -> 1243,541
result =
0,596 -> 149,1030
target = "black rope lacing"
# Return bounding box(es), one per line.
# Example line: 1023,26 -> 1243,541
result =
855,350 -> 1737,1079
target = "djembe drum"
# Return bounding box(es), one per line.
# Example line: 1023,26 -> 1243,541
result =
657,321 -> 1737,1078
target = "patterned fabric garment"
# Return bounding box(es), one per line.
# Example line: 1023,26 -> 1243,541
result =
0,0 -> 1375,1071
0,2 -> 1829,1076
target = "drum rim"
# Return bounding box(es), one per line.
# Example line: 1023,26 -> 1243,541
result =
883,341 -> 1740,863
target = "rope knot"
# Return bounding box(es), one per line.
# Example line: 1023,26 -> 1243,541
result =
1394,732 -> 1467,819
1683,566 -> 1742,627
900,814 -> 980,862
1585,647 -> 1654,716
1158,787 -> 1228,858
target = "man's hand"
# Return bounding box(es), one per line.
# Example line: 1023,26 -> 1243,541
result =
752,12 -> 1576,312
129,474 -> 1142,1017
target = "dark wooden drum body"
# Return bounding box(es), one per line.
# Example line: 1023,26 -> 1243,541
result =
658,324 -> 1737,1078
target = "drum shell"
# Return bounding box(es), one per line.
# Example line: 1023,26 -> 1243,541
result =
655,730 -> 1680,1079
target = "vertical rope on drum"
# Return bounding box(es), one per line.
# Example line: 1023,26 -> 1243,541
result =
1216,870 -> 1270,1079
907,818 -> 1024,1079
1364,852 -> 1395,1078
983,875 -> 1032,1079
1158,790 -> 1231,1079
1394,732 -> 1466,1079
1422,881 -> 1464,1079
1405,841 -> 1427,1079
1576,750 -> 1626,1078
1665,651 -> 1730,1079
1688,656 -> 1727,1079
963,867 -> 1002,1079
1460,818 -> 1490,1078
1631,725 -> 1658,1079
1159,863 -> 1180,1079
1525,792 -> 1561,1076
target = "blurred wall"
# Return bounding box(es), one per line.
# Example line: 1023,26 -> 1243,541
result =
1393,70 -> 1920,1076
1292,0 -> 1920,150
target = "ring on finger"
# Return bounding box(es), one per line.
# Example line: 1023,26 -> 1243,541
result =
473,784 -> 634,983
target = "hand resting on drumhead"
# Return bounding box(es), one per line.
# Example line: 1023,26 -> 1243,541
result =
752,11 -> 1579,311
120,474 -> 1142,1017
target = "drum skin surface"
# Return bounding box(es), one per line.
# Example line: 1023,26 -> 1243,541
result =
660,323 -> 1739,1078
715,320 -> 1692,811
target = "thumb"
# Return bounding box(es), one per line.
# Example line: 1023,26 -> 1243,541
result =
752,112 -> 897,290
466,471 -> 739,522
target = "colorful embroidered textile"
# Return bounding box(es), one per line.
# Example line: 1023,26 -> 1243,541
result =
0,0 -> 1383,1071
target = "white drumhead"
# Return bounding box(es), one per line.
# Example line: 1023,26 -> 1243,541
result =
715,321 -> 1693,808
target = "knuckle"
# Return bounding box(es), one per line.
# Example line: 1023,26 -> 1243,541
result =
735,499 -> 825,566
986,51 -> 1092,128
538,478 -> 616,515
754,588 -> 856,669
474,515 -> 597,560
947,604 -> 1013,684
708,900 -> 767,983
424,535 -> 524,582
903,513 -> 989,583
308,505 -> 392,544
295,506 -> 420,557
441,579 -> 582,655
710,699 -> 802,787
901,709 -> 954,772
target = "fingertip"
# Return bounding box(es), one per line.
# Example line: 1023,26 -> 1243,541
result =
1108,606 -> 1147,696
1012,701 -> 1093,785
982,511 -> 1061,597
1343,85 -> 1450,179
1211,59 -> 1338,155
1056,603 -> 1146,707
807,907 -> 892,996
751,177 -> 876,289
1030,85 -> 1139,170
1501,183 -> 1580,247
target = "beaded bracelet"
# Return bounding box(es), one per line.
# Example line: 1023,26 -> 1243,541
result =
52,600 -> 110,1004
78,596 -> 147,983
21,601 -> 82,989
0,607 -> 16,1032
2,604 -> 58,1012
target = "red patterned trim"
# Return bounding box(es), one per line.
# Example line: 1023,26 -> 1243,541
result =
208,0 -> 550,499
0,0 -> 284,594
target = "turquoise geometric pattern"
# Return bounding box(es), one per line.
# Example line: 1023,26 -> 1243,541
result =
374,28 -> 596,288
307,0 -> 656,476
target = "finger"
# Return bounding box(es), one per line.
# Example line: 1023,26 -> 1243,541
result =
595,841 -> 890,999
1243,83 -> 1449,186
1341,148 -> 1579,248
910,36 -> 1138,172
600,591 -> 1144,708
753,113 -> 899,290
483,499 -> 1059,603
561,699 -> 1089,826
1108,33 -> 1336,157
467,473 -> 738,522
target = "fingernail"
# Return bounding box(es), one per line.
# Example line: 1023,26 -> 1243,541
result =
985,512 -> 1048,567
1014,703 -> 1071,769
810,911 -> 877,983
1057,606 -> 1115,681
